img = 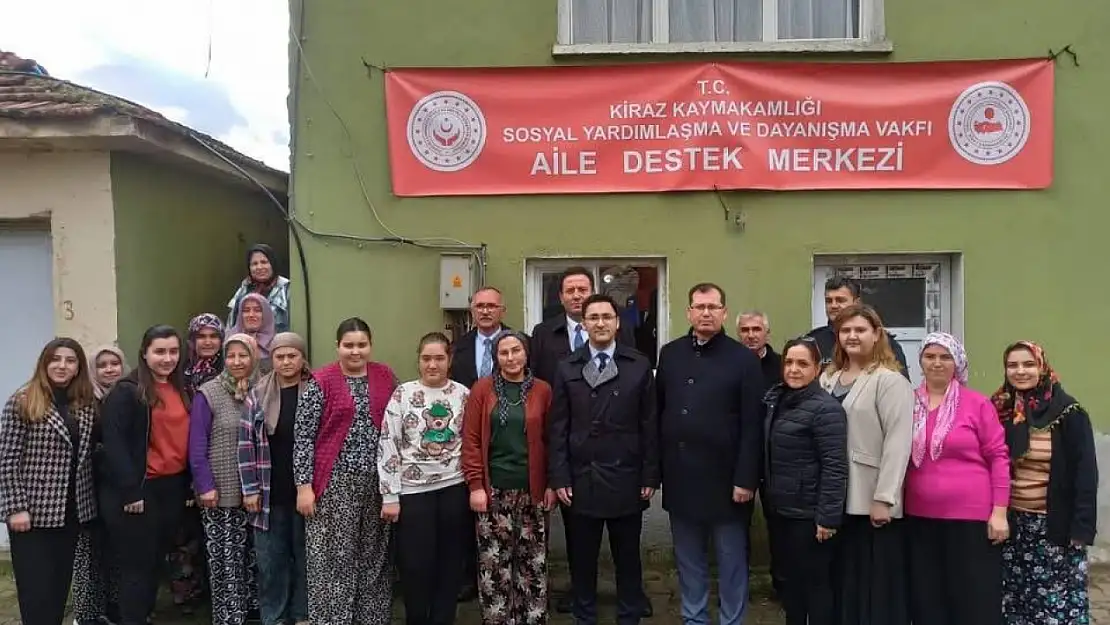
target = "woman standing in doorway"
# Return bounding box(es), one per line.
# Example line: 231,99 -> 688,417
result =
379,332 -> 471,625
230,293 -> 277,373
993,341 -> 1097,625
818,305 -> 914,625
227,243 -> 291,334
0,338 -> 98,625
461,330 -> 556,625
100,325 -> 192,625
294,318 -> 397,625
71,345 -> 129,625
189,334 -> 261,625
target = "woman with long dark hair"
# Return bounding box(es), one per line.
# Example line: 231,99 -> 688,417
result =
101,325 -> 192,625
0,337 -> 98,625
294,318 -> 397,625
461,330 -> 556,624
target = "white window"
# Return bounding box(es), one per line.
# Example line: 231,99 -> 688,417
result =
812,254 -> 963,387
524,258 -> 668,362
556,0 -> 890,55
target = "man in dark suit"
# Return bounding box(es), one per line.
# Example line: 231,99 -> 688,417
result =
529,266 -> 645,615
547,293 -> 659,625
448,285 -> 513,602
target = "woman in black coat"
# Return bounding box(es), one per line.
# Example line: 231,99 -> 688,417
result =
762,337 -> 848,625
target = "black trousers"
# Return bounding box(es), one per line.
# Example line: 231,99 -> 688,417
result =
395,483 -> 470,625
569,511 -> 645,625
770,517 -> 836,625
762,505 -> 786,596
906,515 -> 1002,625
460,509 -> 478,594
103,474 -> 187,625
10,522 -> 80,625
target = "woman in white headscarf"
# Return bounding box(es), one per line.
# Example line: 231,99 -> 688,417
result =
72,345 -> 131,625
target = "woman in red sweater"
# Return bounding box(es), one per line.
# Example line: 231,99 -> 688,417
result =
461,330 -> 556,625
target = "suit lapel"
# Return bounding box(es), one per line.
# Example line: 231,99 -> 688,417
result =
43,405 -> 71,445
455,333 -> 478,381
75,406 -> 94,464
841,370 -> 877,413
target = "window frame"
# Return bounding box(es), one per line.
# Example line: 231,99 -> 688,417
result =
554,0 -> 891,55
523,257 -> 669,358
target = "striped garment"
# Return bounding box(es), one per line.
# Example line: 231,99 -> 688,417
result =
237,388 -> 273,530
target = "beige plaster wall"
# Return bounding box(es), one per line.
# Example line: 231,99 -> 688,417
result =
0,151 -> 118,349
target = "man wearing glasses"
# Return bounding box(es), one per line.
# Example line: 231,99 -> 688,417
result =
655,283 -> 764,625
547,293 -> 660,625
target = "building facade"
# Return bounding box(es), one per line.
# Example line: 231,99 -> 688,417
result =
289,0 -> 1110,554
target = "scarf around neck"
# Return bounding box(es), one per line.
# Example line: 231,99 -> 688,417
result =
990,340 -> 1078,459
491,330 -> 534,426
911,332 -> 968,467
185,313 -> 224,396
218,334 -> 259,402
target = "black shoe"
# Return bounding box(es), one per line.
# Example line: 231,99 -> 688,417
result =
642,599 -> 654,618
554,595 -> 573,613
457,584 -> 478,602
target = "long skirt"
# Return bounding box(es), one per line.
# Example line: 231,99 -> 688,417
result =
836,514 -> 909,625
203,507 -> 259,625
305,470 -> 392,625
1002,510 -> 1090,625
169,503 -> 207,610
72,521 -> 120,622
906,515 -> 1002,625
477,488 -> 549,625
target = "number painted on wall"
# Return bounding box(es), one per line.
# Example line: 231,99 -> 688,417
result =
62,300 -> 74,320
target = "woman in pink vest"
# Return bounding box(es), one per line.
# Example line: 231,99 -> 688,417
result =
292,318 -> 398,625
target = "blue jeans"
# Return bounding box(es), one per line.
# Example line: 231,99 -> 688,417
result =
670,515 -> 749,625
253,505 -> 308,625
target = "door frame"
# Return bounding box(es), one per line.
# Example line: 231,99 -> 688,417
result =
523,256 -> 669,351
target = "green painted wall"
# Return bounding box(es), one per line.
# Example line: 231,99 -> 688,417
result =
289,0 -> 1110,425
111,152 -> 289,358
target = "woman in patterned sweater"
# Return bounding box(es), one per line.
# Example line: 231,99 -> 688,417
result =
293,317 -> 397,625
379,332 -> 471,625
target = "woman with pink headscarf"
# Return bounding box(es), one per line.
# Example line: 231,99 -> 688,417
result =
903,332 -> 1010,625
230,293 -> 276,373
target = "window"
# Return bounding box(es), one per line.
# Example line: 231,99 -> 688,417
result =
556,0 -> 889,54
525,258 -> 668,364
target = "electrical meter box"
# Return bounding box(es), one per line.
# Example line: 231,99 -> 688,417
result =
439,254 -> 476,310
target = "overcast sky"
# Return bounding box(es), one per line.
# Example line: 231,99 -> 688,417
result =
0,0 -> 290,171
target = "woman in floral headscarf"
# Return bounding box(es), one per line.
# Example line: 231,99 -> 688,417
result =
992,341 -> 1097,625
185,314 -> 225,398
903,333 -> 1010,625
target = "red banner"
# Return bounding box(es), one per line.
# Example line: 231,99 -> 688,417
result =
385,59 -> 1053,197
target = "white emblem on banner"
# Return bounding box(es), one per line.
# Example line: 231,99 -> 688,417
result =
947,81 -> 1031,166
406,91 -> 487,172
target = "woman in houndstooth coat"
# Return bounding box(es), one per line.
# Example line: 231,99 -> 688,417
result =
0,337 -> 99,625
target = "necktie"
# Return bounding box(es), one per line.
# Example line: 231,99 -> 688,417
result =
573,324 -> 585,350
480,338 -> 493,377
597,352 -> 609,372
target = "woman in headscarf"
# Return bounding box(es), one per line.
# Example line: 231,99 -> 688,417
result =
227,243 -> 291,334
188,334 -> 261,625
71,346 -> 130,625
294,317 -> 396,625
461,330 -> 556,624
173,313 -> 225,614
992,341 -> 1097,625
230,293 -> 277,373
903,333 -> 1010,625
239,333 -> 312,625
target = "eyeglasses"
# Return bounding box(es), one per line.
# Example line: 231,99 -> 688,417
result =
689,304 -> 725,313
472,303 -> 503,311
583,314 -> 617,323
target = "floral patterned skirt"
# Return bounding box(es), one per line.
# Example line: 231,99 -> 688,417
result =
1002,510 -> 1090,625
476,488 -> 548,625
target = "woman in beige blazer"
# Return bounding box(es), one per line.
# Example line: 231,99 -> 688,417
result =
818,304 -> 914,625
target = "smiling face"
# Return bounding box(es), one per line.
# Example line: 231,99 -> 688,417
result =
249,251 -> 273,283
782,345 -> 819,390
241,299 -> 264,332
224,342 -> 253,381
921,344 -> 956,388
496,336 -> 527,380
145,337 -> 181,381
1005,348 -> 1041,391
837,314 -> 879,360
47,347 -> 80,387
583,300 -> 620,347
419,341 -> 451,387
95,351 -> 124,386
337,331 -> 371,373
